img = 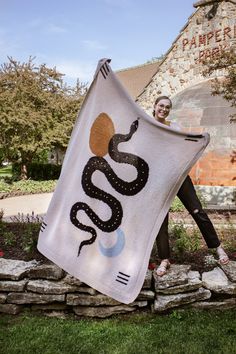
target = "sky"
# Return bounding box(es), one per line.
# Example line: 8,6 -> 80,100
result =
0,0 -> 196,85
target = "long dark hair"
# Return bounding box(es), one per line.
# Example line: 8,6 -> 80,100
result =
152,96 -> 172,117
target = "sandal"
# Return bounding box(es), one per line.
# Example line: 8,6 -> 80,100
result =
156,259 -> 170,277
216,246 -> 229,265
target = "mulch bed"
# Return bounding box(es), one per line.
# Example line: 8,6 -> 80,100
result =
1,211 -> 235,273
0,222 -> 49,263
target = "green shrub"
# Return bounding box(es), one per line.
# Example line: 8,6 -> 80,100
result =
3,231 -> 16,246
11,163 -> 21,179
0,180 -> 12,193
21,223 -> 39,253
12,180 -> 57,194
189,227 -> 202,252
170,220 -> 201,256
0,149 -> 5,166
12,163 -> 61,180
0,165 -> 12,178
0,179 -> 57,195
170,221 -> 189,255
170,197 -> 184,212
28,163 -> 61,180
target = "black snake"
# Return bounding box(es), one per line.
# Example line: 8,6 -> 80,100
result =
70,119 -> 149,256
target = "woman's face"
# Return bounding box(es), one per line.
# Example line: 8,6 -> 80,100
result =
154,99 -> 171,120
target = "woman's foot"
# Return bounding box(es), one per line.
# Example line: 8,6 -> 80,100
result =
156,259 -> 170,276
216,246 -> 229,265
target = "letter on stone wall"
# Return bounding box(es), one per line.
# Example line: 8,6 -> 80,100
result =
182,38 -> 189,51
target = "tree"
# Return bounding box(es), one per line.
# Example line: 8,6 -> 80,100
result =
203,48 -> 236,123
0,57 -> 86,178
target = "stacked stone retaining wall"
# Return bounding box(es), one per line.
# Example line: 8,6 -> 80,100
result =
0,258 -> 235,318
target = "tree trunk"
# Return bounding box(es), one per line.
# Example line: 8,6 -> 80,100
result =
20,164 -> 27,180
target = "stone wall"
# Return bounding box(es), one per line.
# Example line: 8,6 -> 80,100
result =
195,184 -> 236,206
0,258 -> 235,318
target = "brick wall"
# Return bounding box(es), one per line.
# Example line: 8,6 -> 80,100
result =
190,151 -> 236,186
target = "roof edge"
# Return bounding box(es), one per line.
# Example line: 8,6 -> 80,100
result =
116,59 -> 160,73
194,0 -> 236,8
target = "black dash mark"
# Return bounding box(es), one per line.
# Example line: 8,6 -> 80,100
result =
102,64 -> 108,75
40,221 -> 47,233
104,62 -> 110,73
185,134 -> 204,142
100,66 -> 106,79
186,134 -> 203,139
100,63 -> 110,79
115,271 -> 130,285
100,68 -> 106,79
185,138 -> 198,142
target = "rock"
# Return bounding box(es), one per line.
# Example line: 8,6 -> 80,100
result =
0,294 -> 7,303
67,293 -> 147,308
131,301 -> 148,308
156,271 -> 202,294
27,264 -> 65,280
202,267 -> 236,294
0,279 -> 28,292
7,292 -> 65,304
0,303 -> 22,314
27,279 -> 80,294
0,258 -> 39,280
188,271 -> 201,280
142,270 -> 152,289
152,287 -> 211,312
73,305 -> 136,318
218,261 -> 236,283
67,293 -> 120,306
137,290 -> 155,301
154,264 -> 191,290
62,274 -> 83,286
31,303 -> 70,311
190,298 -> 236,310
76,286 -> 97,295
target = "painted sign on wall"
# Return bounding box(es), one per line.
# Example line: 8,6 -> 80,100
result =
182,24 -> 236,63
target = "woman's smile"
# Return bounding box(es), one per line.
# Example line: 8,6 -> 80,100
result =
154,99 -> 171,121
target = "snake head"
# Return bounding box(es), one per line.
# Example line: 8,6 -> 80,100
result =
131,119 -> 139,133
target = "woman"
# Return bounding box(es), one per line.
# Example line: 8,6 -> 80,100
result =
153,96 -> 229,276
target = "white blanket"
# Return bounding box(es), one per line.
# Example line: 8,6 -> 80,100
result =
37,59 -> 209,304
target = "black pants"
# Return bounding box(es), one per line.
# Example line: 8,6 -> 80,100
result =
156,175 -> 221,260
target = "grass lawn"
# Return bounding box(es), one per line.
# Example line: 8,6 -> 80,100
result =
0,165 -> 12,178
1,310 -> 236,354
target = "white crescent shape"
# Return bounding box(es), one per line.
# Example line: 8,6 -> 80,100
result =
98,228 -> 125,257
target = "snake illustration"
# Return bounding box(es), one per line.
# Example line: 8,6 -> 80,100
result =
70,119 -> 149,256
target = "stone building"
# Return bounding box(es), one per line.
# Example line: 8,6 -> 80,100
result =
117,0 -> 236,205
